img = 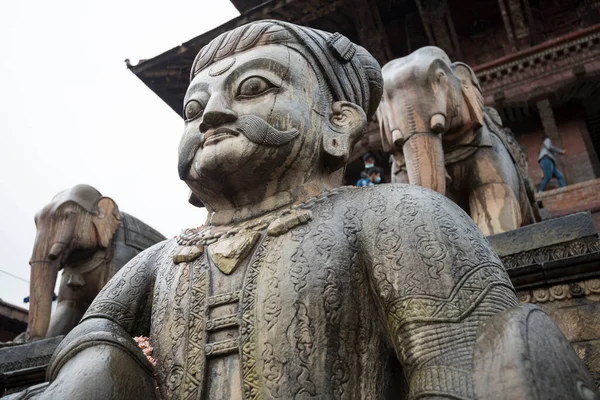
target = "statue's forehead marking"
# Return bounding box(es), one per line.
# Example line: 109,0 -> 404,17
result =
209,58 -> 236,77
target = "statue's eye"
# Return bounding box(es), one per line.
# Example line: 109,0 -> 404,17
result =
237,76 -> 275,98
184,100 -> 203,120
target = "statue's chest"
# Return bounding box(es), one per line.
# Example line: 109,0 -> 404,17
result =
151,213 -> 363,399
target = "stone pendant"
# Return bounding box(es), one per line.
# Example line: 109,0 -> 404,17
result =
172,244 -> 204,264
207,232 -> 261,275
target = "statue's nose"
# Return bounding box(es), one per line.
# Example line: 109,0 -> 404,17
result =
200,93 -> 238,132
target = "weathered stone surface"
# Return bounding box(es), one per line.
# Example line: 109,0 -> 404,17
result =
474,304 -> 596,399
573,339 -> 600,388
0,336 -> 63,373
488,211 -> 597,257
20,21 -> 596,400
520,289 -> 600,389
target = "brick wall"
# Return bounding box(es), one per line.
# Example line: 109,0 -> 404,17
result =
536,178 -> 600,231
555,107 -> 597,183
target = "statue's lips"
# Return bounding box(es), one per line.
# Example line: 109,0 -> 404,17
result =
203,127 -> 239,146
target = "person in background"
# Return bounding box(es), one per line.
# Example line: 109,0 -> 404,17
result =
356,171 -> 371,187
538,135 -> 567,192
362,152 -> 385,183
356,167 -> 383,187
369,166 -> 383,184
362,152 -> 376,170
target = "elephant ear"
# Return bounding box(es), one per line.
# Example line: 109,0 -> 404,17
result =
93,197 -> 121,248
452,62 -> 485,129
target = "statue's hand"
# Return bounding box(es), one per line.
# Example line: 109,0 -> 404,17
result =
41,346 -> 156,400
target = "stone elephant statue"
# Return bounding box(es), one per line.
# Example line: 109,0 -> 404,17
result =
377,46 -> 539,235
22,184 -> 165,342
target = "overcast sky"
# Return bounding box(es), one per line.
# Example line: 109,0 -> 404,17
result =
0,0 -> 239,308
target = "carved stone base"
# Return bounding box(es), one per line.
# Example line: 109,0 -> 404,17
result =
489,211 -> 600,389
0,336 -> 63,395
488,211 -> 600,289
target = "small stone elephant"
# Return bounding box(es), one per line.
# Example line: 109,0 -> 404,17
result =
22,184 -> 165,341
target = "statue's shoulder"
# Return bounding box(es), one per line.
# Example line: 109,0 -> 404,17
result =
131,237 -> 178,267
145,237 -> 178,254
330,183 -> 455,213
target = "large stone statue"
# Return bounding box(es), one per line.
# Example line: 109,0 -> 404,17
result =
25,21 -> 595,400
377,47 -> 538,235
23,184 -> 165,342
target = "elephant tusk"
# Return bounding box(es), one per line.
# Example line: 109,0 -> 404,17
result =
430,114 -> 446,134
392,129 -> 403,147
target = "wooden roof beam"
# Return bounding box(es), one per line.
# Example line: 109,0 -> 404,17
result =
348,0 -> 393,65
415,0 -> 463,59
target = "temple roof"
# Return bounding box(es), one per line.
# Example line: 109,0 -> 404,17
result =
127,0 -> 600,125
127,0 -> 414,116
0,298 -> 27,339
229,0 -> 268,13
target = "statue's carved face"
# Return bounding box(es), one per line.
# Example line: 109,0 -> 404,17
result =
179,44 -> 325,198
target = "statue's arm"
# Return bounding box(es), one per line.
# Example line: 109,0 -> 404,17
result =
358,186 -> 518,399
40,239 -> 175,400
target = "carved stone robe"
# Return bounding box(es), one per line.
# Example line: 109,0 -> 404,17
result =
48,184 -> 517,400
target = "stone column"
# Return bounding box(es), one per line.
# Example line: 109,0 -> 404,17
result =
536,98 -> 569,184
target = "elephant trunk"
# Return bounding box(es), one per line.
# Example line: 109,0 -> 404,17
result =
381,86 -> 448,194
403,131 -> 446,195
26,261 -> 60,341
26,216 -> 75,341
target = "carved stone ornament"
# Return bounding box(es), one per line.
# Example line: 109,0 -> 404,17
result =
518,279 -> 600,303
476,27 -> 600,103
207,232 -> 261,275
22,20 -> 596,400
500,236 -> 600,270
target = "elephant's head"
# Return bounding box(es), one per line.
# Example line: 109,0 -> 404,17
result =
26,184 -> 120,341
377,46 -> 485,195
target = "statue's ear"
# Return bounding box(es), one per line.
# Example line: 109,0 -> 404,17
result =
93,197 -> 121,248
452,62 -> 485,127
323,101 -> 367,171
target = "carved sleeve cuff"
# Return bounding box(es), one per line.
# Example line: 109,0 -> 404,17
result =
47,318 -> 153,381
409,366 -> 474,399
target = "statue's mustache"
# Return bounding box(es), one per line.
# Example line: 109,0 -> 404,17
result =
204,115 -> 299,147
178,115 -> 299,180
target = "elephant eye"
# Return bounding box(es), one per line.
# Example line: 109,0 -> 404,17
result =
237,76 -> 276,98
184,100 -> 204,121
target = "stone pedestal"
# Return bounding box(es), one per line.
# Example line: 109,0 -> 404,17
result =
489,211 -> 600,387
0,336 -> 63,396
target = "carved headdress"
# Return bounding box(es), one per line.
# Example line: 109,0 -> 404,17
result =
191,20 -> 383,120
